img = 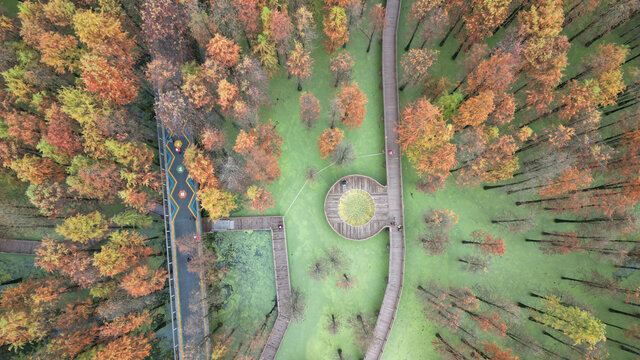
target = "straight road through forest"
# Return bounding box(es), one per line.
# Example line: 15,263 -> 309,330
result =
162,128 -> 210,359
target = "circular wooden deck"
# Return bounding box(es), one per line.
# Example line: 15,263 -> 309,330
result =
324,175 -> 390,241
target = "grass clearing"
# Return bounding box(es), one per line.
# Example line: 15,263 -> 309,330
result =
223,2 -> 389,358
338,189 -> 375,226
380,2 -> 640,359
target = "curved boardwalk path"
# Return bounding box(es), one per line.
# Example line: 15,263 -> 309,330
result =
324,175 -> 389,240
364,0 -> 406,358
203,216 -> 292,360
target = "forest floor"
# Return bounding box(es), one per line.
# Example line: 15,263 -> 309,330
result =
380,2 -> 640,360
223,2 -> 390,359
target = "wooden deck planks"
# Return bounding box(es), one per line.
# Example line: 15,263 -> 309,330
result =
364,0 -> 406,358
204,216 -> 292,360
324,175 -> 390,241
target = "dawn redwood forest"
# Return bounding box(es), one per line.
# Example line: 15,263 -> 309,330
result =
0,0 -> 638,359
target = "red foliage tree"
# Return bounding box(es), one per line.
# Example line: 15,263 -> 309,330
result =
299,92 -> 321,129
482,341 -> 519,360
463,230 -> 506,256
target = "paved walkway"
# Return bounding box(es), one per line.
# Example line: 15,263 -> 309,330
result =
364,0 -> 406,357
161,128 -> 210,359
0,239 -> 39,255
202,216 -> 292,360
324,175 -> 389,240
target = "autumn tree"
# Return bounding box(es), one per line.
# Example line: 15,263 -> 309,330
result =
399,48 -> 438,91
335,82 -> 368,129
245,185 -> 275,214
0,279 -> 63,349
199,187 -> 237,220
318,128 -> 344,159
364,4 -> 385,53
206,34 -> 241,69
299,92 -> 321,129
294,6 -> 316,49
270,7 -> 293,63
463,230 -> 505,256
424,208 -> 459,231
323,6 -> 348,53
94,333 -> 152,360
201,127 -> 226,152
184,146 -> 219,188
287,41 -> 313,91
395,97 -> 456,191
234,0 -> 260,43
120,265 -> 167,298
482,341 -> 519,360
252,34 -> 278,76
26,182 -> 70,218
329,52 -> 354,87
452,0 -> 511,59
56,211 -> 109,244
93,231 -> 154,277
534,295 -> 606,348
404,0 -> 443,50
452,91 -> 495,129
10,155 -> 65,185
80,54 -> 138,106
233,122 -> 283,183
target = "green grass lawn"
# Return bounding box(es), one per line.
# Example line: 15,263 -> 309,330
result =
226,2 -> 389,358
339,189 -> 375,226
380,2 -> 640,360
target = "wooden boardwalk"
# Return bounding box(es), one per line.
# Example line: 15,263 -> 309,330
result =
364,0 -> 406,358
324,175 -> 389,240
202,216 -> 292,360
0,239 -> 39,255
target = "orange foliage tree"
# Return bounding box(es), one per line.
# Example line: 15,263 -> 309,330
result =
463,230 -> 506,256
234,122 -> 283,183
336,82 -> 368,129
452,90 -> 495,129
318,128 -> 344,158
184,146 -> 219,188
323,6 -> 348,53
120,265 -> 167,297
201,127 -> 226,152
287,41 -> 313,91
94,334 -> 152,360
206,34 -> 241,68
246,185 -> 275,214
482,341 -> 519,360
395,97 -> 456,191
